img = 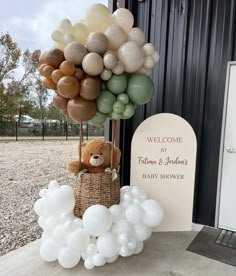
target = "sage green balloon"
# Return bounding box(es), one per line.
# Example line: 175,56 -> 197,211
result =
102,82 -> 106,90
106,74 -> 128,95
89,111 -> 107,125
111,111 -> 123,120
96,90 -> 116,113
117,93 -> 129,104
113,101 -> 125,113
123,103 -> 136,119
127,74 -> 154,105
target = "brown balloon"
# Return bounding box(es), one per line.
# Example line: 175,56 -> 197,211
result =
39,51 -> 48,65
53,93 -> 69,110
67,96 -> 96,122
42,77 -> 57,90
51,69 -> 64,84
45,48 -> 65,69
39,64 -> 47,75
42,65 -> 55,79
74,68 -> 86,81
60,61 -> 75,76
57,76 -> 80,98
80,77 -> 102,100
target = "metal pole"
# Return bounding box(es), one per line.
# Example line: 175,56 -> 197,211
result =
42,122 -> 45,141
86,123 -> 89,141
65,122 -> 68,141
15,121 -> 18,141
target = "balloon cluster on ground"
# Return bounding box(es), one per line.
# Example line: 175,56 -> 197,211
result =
34,181 -> 164,269
38,4 -> 159,123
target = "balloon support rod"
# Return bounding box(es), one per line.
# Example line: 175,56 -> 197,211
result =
110,120 -> 116,170
79,122 -> 83,165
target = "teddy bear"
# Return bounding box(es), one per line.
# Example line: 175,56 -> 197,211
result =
67,139 -> 121,174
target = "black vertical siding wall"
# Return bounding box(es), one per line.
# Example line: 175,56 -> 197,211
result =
120,0 -> 236,226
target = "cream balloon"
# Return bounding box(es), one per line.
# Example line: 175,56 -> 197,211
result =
112,61 -> 125,75
64,42 -> 88,65
85,3 -> 112,32
64,34 -> 75,45
52,43 -> 65,51
143,43 -> 155,56
112,8 -> 134,32
71,23 -> 89,45
103,53 -> 117,70
127,27 -> 145,46
153,50 -> 160,63
105,24 -> 127,50
100,69 -> 112,81
59,18 -> 72,33
144,56 -> 155,69
86,32 -> 108,54
51,29 -> 64,43
82,53 -> 104,76
117,41 -> 145,73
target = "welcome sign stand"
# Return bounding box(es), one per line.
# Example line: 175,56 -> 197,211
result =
131,113 -> 197,231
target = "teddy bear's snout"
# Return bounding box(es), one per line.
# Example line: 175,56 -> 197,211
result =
93,155 -> 99,159
89,154 -> 105,167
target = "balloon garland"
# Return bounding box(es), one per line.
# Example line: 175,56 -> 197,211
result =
38,4 -> 159,124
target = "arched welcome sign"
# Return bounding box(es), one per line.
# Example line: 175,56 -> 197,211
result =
131,113 -> 197,231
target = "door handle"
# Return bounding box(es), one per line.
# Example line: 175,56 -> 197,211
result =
226,147 -> 236,153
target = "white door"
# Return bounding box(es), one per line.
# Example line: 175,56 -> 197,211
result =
218,62 -> 236,232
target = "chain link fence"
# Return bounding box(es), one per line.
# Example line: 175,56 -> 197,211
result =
0,121 -> 104,140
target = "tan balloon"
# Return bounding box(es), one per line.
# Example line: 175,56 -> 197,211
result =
38,64 -> 47,75
100,69 -> 112,80
64,42 -> 88,65
51,69 -> 64,84
39,51 -> 48,65
103,52 -> 117,69
53,93 -> 69,110
80,77 -> 102,100
67,96 -> 97,122
112,61 -> 125,75
82,53 -> 104,76
85,3 -> 112,32
105,24 -> 127,50
42,65 -> 55,79
86,32 -> 108,54
62,109 -> 69,117
71,23 -> 89,45
117,41 -> 145,73
127,27 -> 145,46
42,78 -> 57,90
57,76 -> 80,98
45,49 -> 65,69
112,8 -> 134,32
74,68 -> 86,81
60,61 -> 75,76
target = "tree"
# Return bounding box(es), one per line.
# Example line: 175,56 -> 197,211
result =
33,78 -> 49,121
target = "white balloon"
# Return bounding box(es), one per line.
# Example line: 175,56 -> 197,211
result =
40,239 -> 59,262
122,191 -> 133,202
64,221 -> 77,232
153,50 -> 160,63
53,225 -> 67,245
67,229 -> 90,251
128,239 -> 137,250
38,216 -> 45,228
112,219 -> 134,236
58,247 -> 80,269
125,204 -> 144,224
41,233 -> 49,244
51,30 -> 64,43
93,253 -> 106,266
109,205 -> 125,223
39,188 -> 48,198
43,217 -> 60,235
83,205 -> 112,236
48,180 -> 59,189
97,232 -> 118,258
47,186 -> 75,215
134,222 -> 151,241
120,186 -> 131,193
73,218 -> 83,227
59,19 -> 72,33
143,43 -> 155,56
134,241 -> 144,254
81,243 -> 97,260
84,257 -> 95,269
106,254 -> 119,263
117,233 -> 129,245
119,245 -> 130,257
34,198 -> 46,216
141,199 -> 164,227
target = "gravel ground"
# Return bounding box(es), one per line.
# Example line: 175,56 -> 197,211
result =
0,141 -> 80,256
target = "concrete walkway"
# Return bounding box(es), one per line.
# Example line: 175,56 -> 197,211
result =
0,232 -> 235,276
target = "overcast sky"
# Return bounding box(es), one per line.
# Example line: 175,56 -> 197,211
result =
0,0 -> 108,51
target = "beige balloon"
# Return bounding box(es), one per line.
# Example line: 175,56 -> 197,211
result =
64,34 -> 75,45
105,24 -> 127,50
143,43 -> 156,56
117,41 -> 145,73
127,27 -> 145,46
85,3 -> 112,32
153,50 -> 160,63
103,52 -> 117,69
82,53 -> 104,76
112,61 -> 125,75
100,69 -> 112,80
52,43 -> 65,51
86,32 -> 108,54
64,42 -> 88,65
51,29 -> 64,43
144,56 -> 155,69
112,8 -> 134,32
71,23 -> 89,45
59,18 -> 72,33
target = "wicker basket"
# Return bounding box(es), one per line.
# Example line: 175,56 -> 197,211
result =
74,172 -> 120,218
